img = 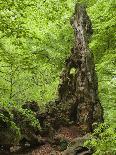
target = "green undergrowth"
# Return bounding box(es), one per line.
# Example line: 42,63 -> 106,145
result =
0,102 -> 41,146
84,123 -> 116,155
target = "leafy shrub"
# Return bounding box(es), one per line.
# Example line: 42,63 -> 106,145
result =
12,107 -> 41,142
84,123 -> 116,155
0,101 -> 41,146
0,107 -> 21,146
12,108 -> 40,130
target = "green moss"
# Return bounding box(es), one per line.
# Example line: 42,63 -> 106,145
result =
0,107 -> 21,145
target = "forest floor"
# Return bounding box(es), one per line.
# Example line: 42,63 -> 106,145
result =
0,125 -> 92,155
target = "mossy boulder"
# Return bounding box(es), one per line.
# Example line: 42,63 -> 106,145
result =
12,107 -> 41,146
0,107 -> 21,147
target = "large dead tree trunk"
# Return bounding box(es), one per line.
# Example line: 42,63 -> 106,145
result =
58,4 -> 103,133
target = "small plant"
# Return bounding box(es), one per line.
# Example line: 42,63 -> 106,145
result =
60,139 -> 68,151
84,123 -> 116,155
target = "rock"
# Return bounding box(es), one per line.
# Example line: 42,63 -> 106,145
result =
62,134 -> 92,155
63,146 -> 93,155
0,107 -> 21,147
68,134 -> 91,148
12,107 -> 41,147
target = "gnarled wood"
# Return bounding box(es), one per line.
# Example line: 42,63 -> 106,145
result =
58,3 -> 103,133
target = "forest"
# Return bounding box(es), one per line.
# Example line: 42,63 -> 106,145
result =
0,0 -> 116,155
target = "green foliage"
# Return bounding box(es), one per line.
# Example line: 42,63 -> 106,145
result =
12,107 -> 41,131
0,102 -> 41,145
86,2 -> 116,153
87,0 -> 116,124
0,106 -> 21,145
0,0 -> 76,104
85,123 -> 116,155
59,139 -> 68,151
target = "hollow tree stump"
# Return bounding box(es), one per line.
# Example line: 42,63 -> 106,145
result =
58,3 -> 103,133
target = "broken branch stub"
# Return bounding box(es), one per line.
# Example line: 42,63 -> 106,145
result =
58,3 -> 103,133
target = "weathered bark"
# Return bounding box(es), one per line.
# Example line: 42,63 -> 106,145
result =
58,3 -> 103,133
